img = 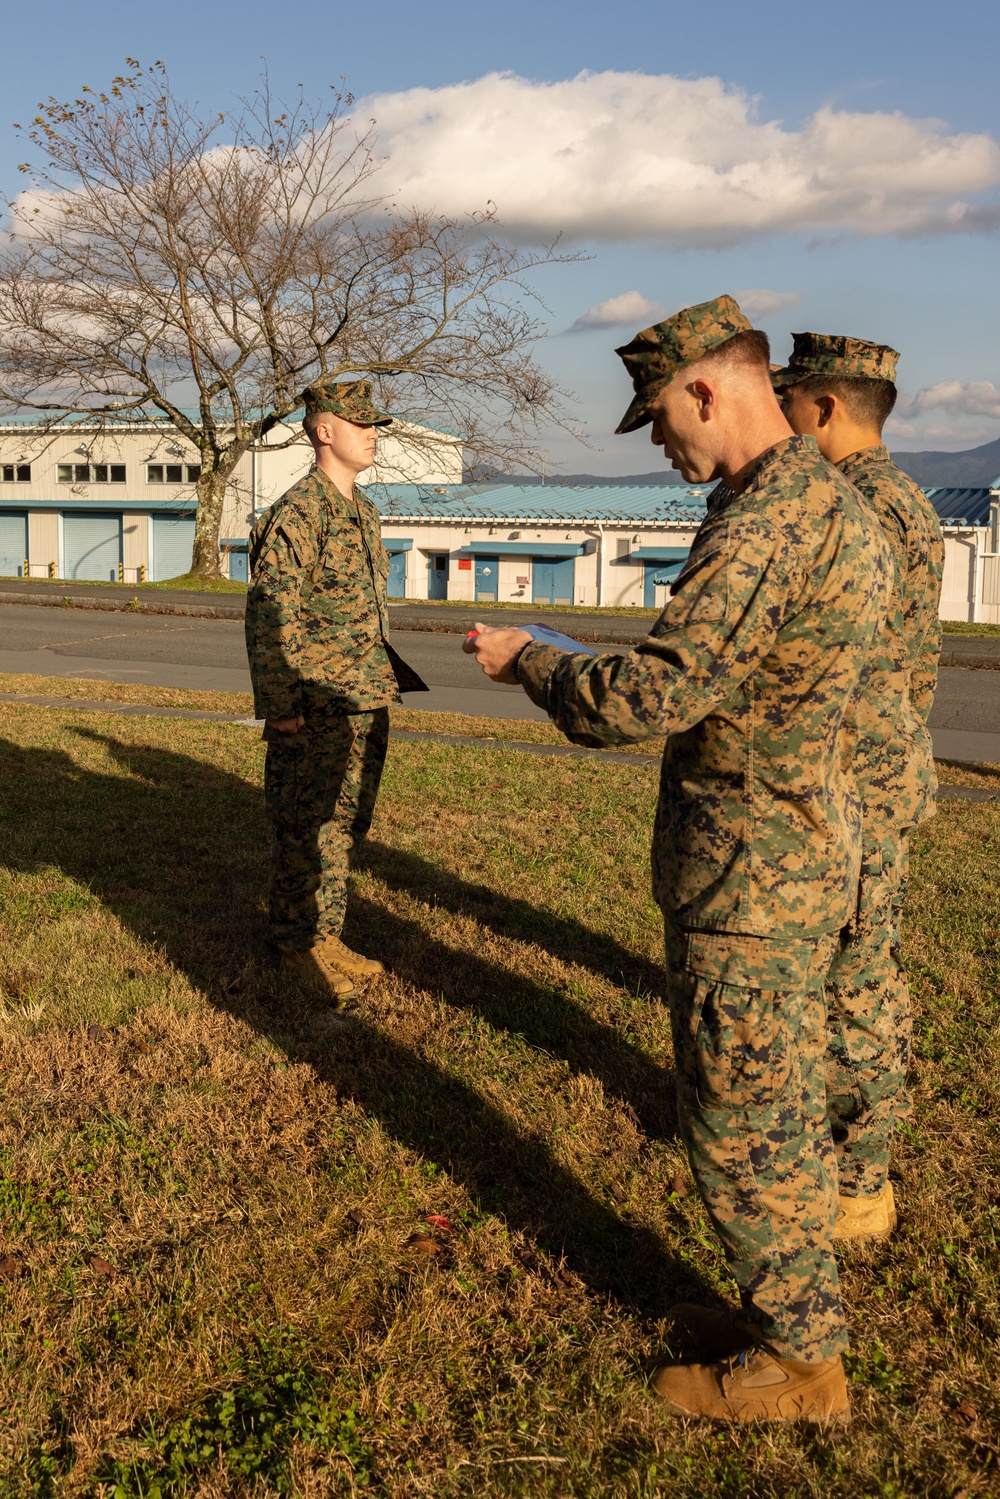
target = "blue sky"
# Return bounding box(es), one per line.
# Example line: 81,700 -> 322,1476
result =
3,0 -> 999,473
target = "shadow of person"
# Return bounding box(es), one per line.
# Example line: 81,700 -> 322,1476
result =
0,725 -> 700,1314
346,883 -> 677,1140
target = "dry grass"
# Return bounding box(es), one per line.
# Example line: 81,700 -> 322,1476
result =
7,673 -> 993,780
0,703 -> 996,1496
934,758 -> 1000,790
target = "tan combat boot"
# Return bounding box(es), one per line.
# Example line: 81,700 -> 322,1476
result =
833,1183 -> 897,1243
280,947 -> 356,1003
318,935 -> 384,979
670,1302 -> 762,1360
652,1346 -> 850,1424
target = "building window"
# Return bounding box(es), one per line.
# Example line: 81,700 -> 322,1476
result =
147,463 -> 201,484
57,463 -> 125,483
1,464 -> 31,482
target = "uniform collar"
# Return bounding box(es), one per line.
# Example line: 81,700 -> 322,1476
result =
311,464 -> 357,504
730,433 -> 819,496
838,444 -> 889,472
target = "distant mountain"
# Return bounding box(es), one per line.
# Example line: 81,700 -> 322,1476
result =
473,436 -> 1000,491
886,436 -> 1000,488
468,469 -> 688,486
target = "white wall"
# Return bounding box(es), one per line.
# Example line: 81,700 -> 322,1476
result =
377,520 -> 700,604
940,530 -> 982,622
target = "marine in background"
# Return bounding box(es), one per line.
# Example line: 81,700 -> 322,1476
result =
773,334 -> 945,1242
245,379 -> 426,1003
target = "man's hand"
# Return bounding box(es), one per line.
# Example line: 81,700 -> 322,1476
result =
266,714 -> 306,734
462,622 -> 532,684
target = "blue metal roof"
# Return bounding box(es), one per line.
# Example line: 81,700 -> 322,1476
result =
923,488 -> 996,526
369,482 -> 710,525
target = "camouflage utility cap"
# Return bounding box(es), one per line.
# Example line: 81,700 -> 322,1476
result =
615,294 -> 753,435
772,333 -> 899,390
301,379 -> 392,426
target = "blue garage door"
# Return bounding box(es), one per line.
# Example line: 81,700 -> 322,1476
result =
532,556 -> 575,605
63,512 -> 122,581
387,551 -> 407,598
0,512 -> 27,576
474,554 -> 499,602
151,512 -> 196,581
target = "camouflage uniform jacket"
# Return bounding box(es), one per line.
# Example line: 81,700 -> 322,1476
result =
517,435 -> 891,939
245,466 -> 399,720
837,445 -> 944,843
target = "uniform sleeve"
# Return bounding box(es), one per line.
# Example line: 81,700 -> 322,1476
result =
904,517 -> 944,724
517,515 -> 797,747
244,506 -> 320,720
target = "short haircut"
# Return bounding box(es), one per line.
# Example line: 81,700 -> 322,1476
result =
695,328 -> 772,373
302,408 -> 324,441
786,373 -> 898,431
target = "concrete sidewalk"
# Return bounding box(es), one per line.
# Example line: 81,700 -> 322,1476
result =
0,688 -> 996,781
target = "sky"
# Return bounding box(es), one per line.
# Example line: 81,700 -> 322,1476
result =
2,0 -> 999,475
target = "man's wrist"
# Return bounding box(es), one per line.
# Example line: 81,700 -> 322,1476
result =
511,642 -> 530,683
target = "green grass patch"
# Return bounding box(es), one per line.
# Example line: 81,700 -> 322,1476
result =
941,620 -> 1000,637
0,706 -> 997,1495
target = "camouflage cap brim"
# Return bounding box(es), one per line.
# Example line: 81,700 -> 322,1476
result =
616,382 -> 667,435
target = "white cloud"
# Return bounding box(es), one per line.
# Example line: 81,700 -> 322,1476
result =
569,290 -> 663,333
733,289 -> 801,319
359,71 -> 1000,246
902,379 -> 1000,421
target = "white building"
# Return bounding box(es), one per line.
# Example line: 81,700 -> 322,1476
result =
1,414 -> 997,619
370,483 -> 708,610
0,414 -> 462,583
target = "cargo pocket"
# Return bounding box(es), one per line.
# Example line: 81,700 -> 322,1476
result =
693,982 -> 796,1115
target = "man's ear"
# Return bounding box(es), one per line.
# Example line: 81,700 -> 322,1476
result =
690,378 -> 716,422
816,394 -> 836,428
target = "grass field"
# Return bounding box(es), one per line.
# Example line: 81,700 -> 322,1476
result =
0,703 -> 997,1497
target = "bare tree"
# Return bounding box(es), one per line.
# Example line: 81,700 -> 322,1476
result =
0,62 -> 576,576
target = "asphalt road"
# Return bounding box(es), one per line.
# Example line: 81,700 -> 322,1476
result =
0,603 -> 997,755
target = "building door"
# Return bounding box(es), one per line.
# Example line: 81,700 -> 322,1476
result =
427,552 -> 448,600
643,560 -> 685,609
387,551 -> 407,598
474,555 -> 499,602
228,549 -> 249,583
0,512 -> 27,576
62,512 -> 122,581
150,512 -> 196,581
532,556 -> 575,605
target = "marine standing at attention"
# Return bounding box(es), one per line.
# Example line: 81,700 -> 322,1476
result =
245,379 -> 426,1004
772,334 -> 944,1241
465,297 -> 890,1423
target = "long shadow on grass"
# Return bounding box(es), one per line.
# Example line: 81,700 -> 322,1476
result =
0,729 -> 701,1312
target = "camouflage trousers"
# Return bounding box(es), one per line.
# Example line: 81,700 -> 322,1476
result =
263,709 -> 389,952
825,841 -> 911,1198
664,923 -> 846,1363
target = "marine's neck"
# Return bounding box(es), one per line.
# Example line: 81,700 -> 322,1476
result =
820,425 -> 883,467
316,453 -> 366,500
719,408 -> 795,489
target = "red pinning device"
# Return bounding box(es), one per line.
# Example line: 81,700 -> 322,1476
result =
466,629 -> 479,640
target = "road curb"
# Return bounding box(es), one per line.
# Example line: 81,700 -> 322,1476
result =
0,588 -> 245,621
